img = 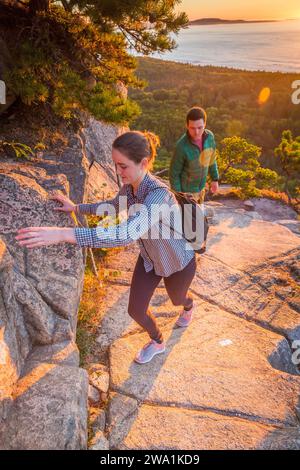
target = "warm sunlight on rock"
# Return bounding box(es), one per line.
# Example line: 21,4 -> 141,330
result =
258,87 -> 271,104
13,364 -> 56,399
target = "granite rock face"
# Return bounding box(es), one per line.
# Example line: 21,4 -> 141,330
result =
0,363 -> 88,450
0,165 -> 88,449
81,117 -> 126,201
0,118 -> 123,449
94,199 -> 300,450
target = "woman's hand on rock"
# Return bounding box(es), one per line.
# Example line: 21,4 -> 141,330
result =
15,227 -> 76,248
50,193 -> 76,213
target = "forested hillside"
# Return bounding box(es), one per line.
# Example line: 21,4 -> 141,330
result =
130,57 -> 300,174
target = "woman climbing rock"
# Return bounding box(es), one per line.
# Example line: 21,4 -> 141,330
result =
15,131 -> 197,364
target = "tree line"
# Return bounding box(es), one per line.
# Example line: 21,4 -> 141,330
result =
130,57 -> 300,205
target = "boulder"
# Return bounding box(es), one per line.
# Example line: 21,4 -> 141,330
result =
0,363 -> 88,450
0,164 -> 87,449
244,200 -> 255,211
89,430 -> 109,450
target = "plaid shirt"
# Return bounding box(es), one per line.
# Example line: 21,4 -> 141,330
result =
74,172 -> 195,277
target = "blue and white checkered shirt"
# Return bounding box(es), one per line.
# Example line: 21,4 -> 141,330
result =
74,172 -> 195,277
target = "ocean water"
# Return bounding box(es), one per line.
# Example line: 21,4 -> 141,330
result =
150,20 -> 300,73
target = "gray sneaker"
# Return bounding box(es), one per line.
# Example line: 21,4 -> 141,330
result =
175,305 -> 194,328
134,339 -> 166,364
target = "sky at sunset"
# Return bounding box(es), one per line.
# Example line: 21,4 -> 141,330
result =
176,0 -> 300,21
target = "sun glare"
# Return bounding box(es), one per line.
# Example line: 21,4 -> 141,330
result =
258,87 -> 271,105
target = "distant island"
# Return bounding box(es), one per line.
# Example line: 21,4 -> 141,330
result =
189,18 -> 279,26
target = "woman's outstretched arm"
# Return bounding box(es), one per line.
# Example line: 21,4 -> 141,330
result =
15,227 -> 77,249
15,188 -> 170,249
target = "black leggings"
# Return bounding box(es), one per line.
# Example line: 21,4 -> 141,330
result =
128,255 -> 196,342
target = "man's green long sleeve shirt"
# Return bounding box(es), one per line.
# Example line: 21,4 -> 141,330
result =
169,129 -> 219,192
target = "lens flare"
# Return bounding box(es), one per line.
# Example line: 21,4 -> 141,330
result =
258,87 -> 271,105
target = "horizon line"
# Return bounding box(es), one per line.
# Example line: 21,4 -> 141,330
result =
188,16 -> 300,22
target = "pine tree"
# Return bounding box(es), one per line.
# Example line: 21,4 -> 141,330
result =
0,1 -> 188,124
275,130 -> 300,203
217,136 -> 279,198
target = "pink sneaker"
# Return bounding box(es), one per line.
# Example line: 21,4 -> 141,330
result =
175,305 -> 194,327
134,339 -> 166,364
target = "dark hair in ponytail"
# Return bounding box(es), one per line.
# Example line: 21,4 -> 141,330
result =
112,131 -> 160,170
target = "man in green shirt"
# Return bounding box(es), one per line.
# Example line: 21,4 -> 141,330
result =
169,107 -> 219,203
